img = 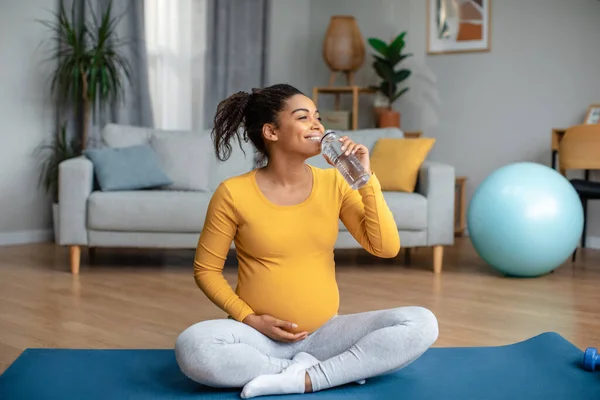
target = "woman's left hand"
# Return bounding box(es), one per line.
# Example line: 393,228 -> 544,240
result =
323,136 -> 371,174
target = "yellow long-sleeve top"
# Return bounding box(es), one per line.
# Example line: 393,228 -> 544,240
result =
194,165 -> 400,334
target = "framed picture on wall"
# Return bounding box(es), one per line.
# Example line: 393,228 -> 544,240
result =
584,104 -> 600,124
427,0 -> 492,55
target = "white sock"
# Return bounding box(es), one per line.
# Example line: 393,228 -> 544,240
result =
240,362 -> 306,399
292,352 -> 366,386
292,352 -> 320,367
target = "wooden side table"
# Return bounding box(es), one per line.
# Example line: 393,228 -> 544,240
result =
312,86 -> 376,130
403,131 -> 422,138
455,176 -> 467,236
551,128 -> 567,176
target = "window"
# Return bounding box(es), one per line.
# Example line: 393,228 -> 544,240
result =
144,0 -> 207,131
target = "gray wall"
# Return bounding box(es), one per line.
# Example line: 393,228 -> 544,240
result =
270,0 -> 600,245
0,0 -> 55,244
2,0 -> 599,245
266,0 -> 312,94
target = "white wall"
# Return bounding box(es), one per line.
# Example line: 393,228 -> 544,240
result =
0,0 -> 56,244
270,0 -> 600,244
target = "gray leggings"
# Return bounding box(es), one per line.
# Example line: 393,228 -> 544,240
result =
174,306 -> 439,392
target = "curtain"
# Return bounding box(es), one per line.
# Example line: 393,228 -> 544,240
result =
55,0 -> 268,143
144,0 -> 208,132
51,0 -> 153,147
85,0 -> 154,145
203,0 -> 270,129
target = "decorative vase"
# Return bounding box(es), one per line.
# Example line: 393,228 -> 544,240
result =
322,16 -> 365,86
377,109 -> 401,128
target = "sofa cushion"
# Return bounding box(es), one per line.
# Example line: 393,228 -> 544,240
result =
102,123 -> 256,191
83,144 -> 173,191
338,191 -> 427,232
370,137 -> 436,192
87,190 -> 212,232
150,134 -> 213,191
384,191 -> 428,230
102,124 -> 188,148
208,135 -> 256,190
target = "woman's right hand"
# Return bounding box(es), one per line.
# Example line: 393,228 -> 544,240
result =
243,314 -> 308,343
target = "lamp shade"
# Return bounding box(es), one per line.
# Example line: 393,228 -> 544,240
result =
322,16 -> 365,73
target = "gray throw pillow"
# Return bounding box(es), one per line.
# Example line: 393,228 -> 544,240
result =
83,144 -> 173,191
149,134 -> 213,191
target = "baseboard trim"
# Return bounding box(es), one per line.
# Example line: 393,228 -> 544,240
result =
0,229 -> 53,246
585,236 -> 600,249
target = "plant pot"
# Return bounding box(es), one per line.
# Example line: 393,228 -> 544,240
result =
377,109 -> 401,128
373,106 -> 387,118
52,202 -> 60,243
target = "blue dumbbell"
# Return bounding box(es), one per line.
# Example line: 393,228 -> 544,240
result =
583,347 -> 598,371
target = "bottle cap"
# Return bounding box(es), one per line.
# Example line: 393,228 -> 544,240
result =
320,130 -> 336,143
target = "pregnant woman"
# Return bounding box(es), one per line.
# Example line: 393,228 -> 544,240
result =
175,84 -> 439,398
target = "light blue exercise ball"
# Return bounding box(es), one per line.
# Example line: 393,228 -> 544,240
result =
467,162 -> 584,277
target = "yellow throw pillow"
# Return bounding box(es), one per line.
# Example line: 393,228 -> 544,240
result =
370,137 -> 436,192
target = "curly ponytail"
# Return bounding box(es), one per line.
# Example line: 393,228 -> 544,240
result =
211,91 -> 251,162
210,83 -> 303,166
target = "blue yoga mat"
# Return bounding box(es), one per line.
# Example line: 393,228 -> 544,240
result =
1,332 -> 598,399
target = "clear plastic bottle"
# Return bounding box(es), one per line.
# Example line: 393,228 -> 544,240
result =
320,130 -> 371,190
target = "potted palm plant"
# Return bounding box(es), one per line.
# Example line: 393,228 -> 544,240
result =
368,32 -> 412,128
37,0 -> 132,242
38,0 -> 132,150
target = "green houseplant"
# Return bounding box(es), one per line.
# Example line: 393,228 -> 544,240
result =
36,122 -> 80,242
38,0 -> 132,150
36,0 -> 132,242
37,122 -> 80,204
368,32 -> 412,128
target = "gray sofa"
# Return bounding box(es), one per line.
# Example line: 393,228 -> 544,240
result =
58,124 -> 455,274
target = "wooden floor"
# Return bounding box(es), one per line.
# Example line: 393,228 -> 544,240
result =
1,238 -> 599,374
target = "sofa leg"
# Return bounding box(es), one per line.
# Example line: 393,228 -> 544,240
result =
70,246 -> 81,275
433,246 -> 443,274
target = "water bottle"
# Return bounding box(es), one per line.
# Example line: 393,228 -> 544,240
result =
320,130 -> 371,190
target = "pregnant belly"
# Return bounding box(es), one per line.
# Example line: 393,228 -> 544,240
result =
237,265 -> 340,334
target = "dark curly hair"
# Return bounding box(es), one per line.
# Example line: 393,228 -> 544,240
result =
211,83 -> 303,166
